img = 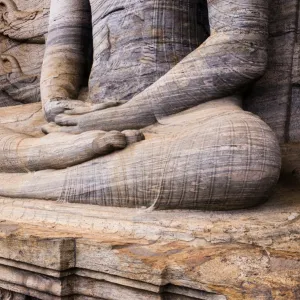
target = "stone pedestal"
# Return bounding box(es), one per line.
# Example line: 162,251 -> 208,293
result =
0,179 -> 298,300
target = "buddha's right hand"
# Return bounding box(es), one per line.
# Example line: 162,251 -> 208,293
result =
44,98 -> 127,123
43,99 -> 89,122
63,100 -> 127,116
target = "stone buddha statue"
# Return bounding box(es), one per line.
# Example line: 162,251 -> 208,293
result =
0,0 -> 281,210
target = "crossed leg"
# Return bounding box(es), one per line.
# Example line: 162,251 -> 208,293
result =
0,98 -> 281,210
0,126 -> 129,172
0,103 -> 143,173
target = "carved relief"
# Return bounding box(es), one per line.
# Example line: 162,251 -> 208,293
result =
0,54 -> 39,104
0,0 -> 47,43
0,0 -> 49,106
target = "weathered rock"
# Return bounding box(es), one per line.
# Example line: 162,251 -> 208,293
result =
0,0 -> 50,106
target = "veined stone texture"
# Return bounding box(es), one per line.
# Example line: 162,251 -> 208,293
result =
0,0 -> 49,106
245,0 -> 300,143
0,0 -> 299,299
88,0 -> 209,103
0,0 -> 298,141
0,0 -> 287,210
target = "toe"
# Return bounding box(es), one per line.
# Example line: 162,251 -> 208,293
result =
122,130 -> 145,145
105,131 -> 127,149
92,131 -> 127,155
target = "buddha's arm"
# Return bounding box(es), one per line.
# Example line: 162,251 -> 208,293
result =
40,0 -> 92,121
53,0 -> 269,132
147,0 -> 269,120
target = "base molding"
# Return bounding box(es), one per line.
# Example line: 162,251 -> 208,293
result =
0,180 -> 299,299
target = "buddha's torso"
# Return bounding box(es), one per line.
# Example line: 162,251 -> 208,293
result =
88,0 -> 209,103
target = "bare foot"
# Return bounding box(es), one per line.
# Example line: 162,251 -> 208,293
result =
1,129 -> 130,172
42,123 -> 145,146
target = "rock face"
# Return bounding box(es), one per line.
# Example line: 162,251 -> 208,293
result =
0,0 -> 299,299
245,0 -> 300,143
0,0 -> 49,106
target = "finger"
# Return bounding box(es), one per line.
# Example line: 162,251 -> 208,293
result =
64,107 -> 92,115
102,100 -> 127,109
41,122 -> 59,134
65,102 -> 117,115
55,114 -> 79,126
57,99 -> 88,110
41,122 -> 80,134
117,100 -> 127,105
44,99 -> 88,122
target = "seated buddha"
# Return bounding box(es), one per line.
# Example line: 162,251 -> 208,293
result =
0,0 -> 281,210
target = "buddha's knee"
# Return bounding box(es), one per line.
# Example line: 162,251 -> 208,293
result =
152,111 -> 281,210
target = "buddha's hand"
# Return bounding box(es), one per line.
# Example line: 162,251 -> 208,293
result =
43,99 -> 90,122
63,100 -> 127,115
43,98 -> 127,124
